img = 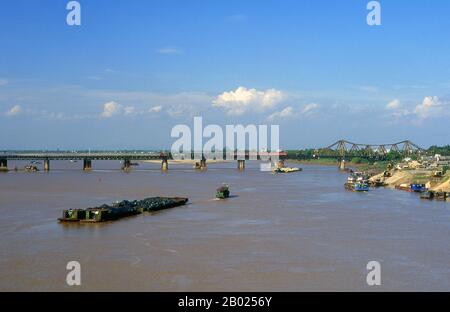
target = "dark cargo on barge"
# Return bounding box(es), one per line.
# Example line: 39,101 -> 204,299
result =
59,197 -> 188,223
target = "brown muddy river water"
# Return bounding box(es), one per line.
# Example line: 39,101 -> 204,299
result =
0,161 -> 449,291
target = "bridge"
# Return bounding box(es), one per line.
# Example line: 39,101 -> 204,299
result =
0,151 -> 287,172
318,140 -> 425,158
315,140 -> 425,170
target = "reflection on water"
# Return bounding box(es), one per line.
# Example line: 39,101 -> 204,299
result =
0,161 -> 449,291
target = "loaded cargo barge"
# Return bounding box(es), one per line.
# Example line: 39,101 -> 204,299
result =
59,197 -> 188,223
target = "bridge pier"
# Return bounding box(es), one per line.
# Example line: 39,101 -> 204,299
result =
44,159 -> 50,172
200,158 -> 207,170
122,159 -> 131,171
0,158 -> 7,171
237,160 -> 245,171
161,158 -> 169,171
339,159 -> 346,171
83,159 -> 92,171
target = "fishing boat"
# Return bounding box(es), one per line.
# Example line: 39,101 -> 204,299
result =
395,184 -> 412,192
216,184 -> 230,199
410,184 -> 427,192
272,167 -> 302,174
58,197 -> 189,223
434,191 -> 447,201
420,191 -> 434,200
353,182 -> 370,192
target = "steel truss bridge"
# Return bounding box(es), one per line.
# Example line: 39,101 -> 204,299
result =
317,140 -> 425,158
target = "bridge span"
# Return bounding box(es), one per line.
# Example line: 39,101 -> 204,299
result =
0,151 -> 287,172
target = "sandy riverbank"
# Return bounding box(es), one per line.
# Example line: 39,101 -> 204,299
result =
370,170 -> 450,192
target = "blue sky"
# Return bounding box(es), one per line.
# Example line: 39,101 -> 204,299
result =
0,0 -> 449,150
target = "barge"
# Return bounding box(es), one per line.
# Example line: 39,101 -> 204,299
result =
272,167 -> 302,174
59,197 -> 188,223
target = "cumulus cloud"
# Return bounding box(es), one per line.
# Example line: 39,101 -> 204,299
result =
414,96 -> 444,119
149,105 -> 162,113
5,105 -> 22,117
101,101 -> 121,118
385,96 -> 449,121
213,87 -> 284,115
387,99 -> 401,110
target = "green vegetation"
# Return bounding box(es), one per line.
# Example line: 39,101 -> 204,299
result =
443,165 -> 449,175
428,145 -> 450,156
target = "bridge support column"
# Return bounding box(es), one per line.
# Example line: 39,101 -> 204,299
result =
44,159 -> 50,172
83,159 -> 92,171
0,158 -> 7,171
237,160 -> 245,171
339,159 -> 346,171
161,158 -> 169,171
122,159 -> 131,171
200,158 -> 207,170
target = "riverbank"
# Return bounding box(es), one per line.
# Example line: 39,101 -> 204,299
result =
369,169 -> 450,192
288,158 -> 388,174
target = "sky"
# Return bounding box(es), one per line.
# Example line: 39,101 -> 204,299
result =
0,0 -> 449,150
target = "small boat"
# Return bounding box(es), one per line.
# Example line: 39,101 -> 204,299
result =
353,182 -> 369,192
395,184 -> 412,192
345,182 -> 369,192
216,184 -> 230,199
70,160 -> 78,163
411,184 -> 427,192
420,191 -> 434,200
434,192 -> 447,201
272,167 -> 302,174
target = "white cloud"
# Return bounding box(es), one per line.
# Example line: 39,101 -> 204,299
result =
101,101 -> 121,118
414,96 -> 444,119
149,105 -> 162,113
385,98 -> 411,119
301,103 -> 319,115
123,106 -> 136,115
0,79 -> 8,86
5,105 -> 22,117
387,99 -> 401,110
267,106 -> 295,120
156,47 -> 181,55
213,87 -> 284,115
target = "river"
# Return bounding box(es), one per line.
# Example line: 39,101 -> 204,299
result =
0,161 -> 449,291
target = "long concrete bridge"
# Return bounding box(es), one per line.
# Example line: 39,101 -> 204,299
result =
0,151 -> 287,172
